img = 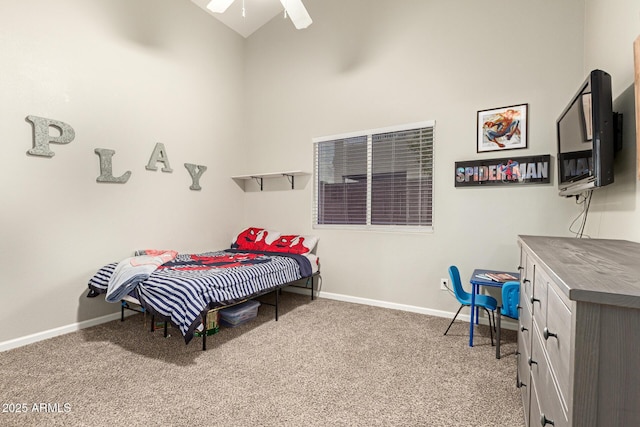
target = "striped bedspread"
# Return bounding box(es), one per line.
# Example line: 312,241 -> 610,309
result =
88,250 -> 312,344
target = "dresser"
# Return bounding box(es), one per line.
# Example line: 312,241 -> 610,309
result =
517,235 -> 640,427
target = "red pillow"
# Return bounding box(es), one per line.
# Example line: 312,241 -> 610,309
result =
232,227 -> 280,251
264,234 -> 318,254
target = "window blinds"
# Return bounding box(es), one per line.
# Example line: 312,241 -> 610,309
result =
313,122 -> 434,230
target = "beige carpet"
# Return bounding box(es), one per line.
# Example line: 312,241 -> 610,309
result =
0,293 -> 523,426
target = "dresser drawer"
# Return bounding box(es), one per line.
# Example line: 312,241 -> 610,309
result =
531,327 -> 569,427
529,377 -> 541,427
517,334 -> 531,425
519,297 -> 532,349
544,283 -> 572,409
521,254 -> 535,313
518,283 -> 532,330
533,266 -> 549,321
517,326 -> 530,368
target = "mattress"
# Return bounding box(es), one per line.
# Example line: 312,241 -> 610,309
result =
88,250 -> 315,343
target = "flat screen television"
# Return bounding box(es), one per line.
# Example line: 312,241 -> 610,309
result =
556,69 -> 617,197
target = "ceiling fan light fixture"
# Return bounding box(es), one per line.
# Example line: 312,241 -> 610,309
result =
206,0 -> 235,14
279,0 -> 312,29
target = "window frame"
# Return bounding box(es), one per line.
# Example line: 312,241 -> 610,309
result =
312,120 -> 435,233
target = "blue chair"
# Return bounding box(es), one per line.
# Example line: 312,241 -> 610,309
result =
443,266 -> 498,345
496,281 -> 520,359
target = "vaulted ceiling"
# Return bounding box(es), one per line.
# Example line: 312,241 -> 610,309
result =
191,0 -> 286,38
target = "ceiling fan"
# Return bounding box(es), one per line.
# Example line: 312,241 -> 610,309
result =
206,0 -> 312,30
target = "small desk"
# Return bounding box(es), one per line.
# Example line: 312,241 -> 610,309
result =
468,269 -> 520,347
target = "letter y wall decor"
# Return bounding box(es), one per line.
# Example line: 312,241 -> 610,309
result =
25,115 -> 208,191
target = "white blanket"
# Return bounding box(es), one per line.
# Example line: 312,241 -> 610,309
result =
105,250 -> 177,303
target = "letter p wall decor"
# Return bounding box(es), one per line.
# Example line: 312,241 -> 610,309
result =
26,115 -> 75,157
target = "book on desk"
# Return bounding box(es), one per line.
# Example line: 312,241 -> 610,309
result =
475,272 -> 518,282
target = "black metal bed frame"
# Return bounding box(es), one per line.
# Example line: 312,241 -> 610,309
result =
120,271 -> 319,351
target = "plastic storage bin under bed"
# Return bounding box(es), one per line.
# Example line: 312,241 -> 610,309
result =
219,300 -> 260,327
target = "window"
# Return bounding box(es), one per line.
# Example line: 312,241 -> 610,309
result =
313,121 -> 434,231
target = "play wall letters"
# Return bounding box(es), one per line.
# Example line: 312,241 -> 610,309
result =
25,115 -> 208,191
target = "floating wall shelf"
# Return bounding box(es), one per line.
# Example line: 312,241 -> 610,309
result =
231,170 -> 310,191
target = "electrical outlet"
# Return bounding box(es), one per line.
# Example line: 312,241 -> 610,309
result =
440,278 -> 448,290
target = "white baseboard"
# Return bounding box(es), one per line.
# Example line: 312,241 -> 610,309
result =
2,289 -> 517,352
0,311 -> 134,353
285,287 -> 519,330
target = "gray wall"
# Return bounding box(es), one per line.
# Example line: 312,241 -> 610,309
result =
582,0 -> 640,239
0,0 -> 246,344
241,0 -> 594,314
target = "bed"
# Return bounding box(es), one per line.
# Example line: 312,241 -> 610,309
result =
86,228 -> 320,350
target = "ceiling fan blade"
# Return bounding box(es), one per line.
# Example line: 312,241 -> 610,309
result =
279,0 -> 312,29
206,0 -> 236,14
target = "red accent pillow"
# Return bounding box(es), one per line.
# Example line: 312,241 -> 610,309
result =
264,234 -> 318,254
232,227 -> 280,251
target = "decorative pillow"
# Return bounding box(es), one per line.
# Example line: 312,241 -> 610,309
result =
265,234 -> 319,255
231,227 -> 280,251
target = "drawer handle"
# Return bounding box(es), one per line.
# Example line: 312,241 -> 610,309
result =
520,325 -> 528,332
517,305 -> 522,311
517,265 -> 524,271
517,379 -> 526,388
530,295 -> 540,304
527,357 -> 537,366
523,278 -> 531,284
540,414 -> 555,426
543,327 -> 558,340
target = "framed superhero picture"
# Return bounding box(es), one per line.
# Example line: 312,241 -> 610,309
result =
477,103 -> 528,153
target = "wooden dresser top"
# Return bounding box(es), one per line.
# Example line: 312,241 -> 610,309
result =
518,235 -> 640,309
